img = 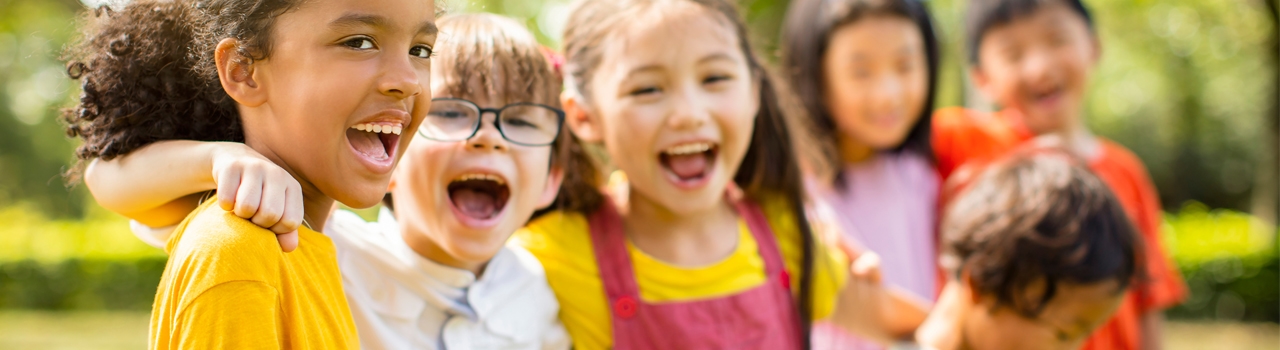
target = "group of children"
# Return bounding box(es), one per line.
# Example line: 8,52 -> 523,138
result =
59,0 -> 1184,349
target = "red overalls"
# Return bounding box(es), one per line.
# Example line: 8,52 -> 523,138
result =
588,200 -> 804,349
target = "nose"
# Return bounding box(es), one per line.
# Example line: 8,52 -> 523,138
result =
466,112 -> 507,151
378,52 -> 423,100
665,86 -> 711,130
1021,48 -> 1059,87
870,74 -> 905,113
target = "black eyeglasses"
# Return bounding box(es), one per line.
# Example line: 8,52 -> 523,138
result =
418,98 -> 565,146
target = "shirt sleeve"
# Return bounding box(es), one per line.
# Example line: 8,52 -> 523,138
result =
173,281 -> 283,349
1128,162 -> 1188,312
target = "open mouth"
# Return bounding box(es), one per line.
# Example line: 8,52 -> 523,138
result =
348,123 -> 403,163
658,142 -> 718,183
448,173 -> 511,220
1030,85 -> 1066,105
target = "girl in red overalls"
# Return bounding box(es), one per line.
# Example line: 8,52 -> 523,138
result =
512,0 -> 927,349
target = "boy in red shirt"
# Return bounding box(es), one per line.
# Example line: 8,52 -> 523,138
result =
931,0 -> 1186,349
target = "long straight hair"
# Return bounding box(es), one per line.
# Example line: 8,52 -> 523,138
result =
781,0 -> 941,186
560,0 -> 819,347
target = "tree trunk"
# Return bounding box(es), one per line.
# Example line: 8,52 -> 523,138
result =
1251,0 -> 1279,227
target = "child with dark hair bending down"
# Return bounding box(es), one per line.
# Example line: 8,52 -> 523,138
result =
917,151 -> 1142,350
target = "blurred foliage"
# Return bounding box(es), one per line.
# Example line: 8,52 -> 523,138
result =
0,0 -> 1275,319
1163,202 -> 1278,321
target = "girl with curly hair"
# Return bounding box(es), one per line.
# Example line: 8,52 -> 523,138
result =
63,0 -> 438,347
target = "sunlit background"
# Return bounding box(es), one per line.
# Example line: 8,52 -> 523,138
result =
0,0 -> 1276,348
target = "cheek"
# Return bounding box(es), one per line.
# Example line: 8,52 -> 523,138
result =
515,149 -> 554,198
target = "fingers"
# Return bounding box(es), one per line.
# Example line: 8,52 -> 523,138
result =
276,230 -> 299,252
233,170 -> 264,219
252,172 -> 288,230
215,167 -> 242,212
267,182 -> 304,235
851,251 -> 883,285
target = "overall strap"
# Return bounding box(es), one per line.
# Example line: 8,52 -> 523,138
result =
586,201 -> 642,317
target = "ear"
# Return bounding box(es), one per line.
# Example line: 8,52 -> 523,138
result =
562,90 -> 602,143
535,166 -> 565,208
388,175 -> 398,192
214,38 -> 267,107
1088,34 -> 1103,65
969,65 -> 993,99
960,269 -> 983,305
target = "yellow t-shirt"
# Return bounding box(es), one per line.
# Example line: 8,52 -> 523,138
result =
512,200 -> 849,350
149,200 -> 358,349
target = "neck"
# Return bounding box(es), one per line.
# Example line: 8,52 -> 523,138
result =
243,137 -> 334,232
622,186 -> 740,266
839,135 -> 876,164
400,224 -> 488,276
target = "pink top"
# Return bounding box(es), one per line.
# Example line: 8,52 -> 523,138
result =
809,152 -> 940,350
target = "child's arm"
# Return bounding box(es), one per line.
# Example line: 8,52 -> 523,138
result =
85,140 -> 304,251
827,250 -> 931,344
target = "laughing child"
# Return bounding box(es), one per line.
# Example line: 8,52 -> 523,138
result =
917,151 -> 1141,350
79,12 -> 578,349
514,0 -> 926,348
930,0 -> 1186,348
63,0 -> 438,347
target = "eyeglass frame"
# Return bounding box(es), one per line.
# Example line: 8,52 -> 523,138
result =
417,98 -> 566,147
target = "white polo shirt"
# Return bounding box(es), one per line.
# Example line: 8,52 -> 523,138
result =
132,209 -> 570,350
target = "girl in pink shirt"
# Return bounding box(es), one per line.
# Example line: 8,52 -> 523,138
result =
781,0 -> 943,348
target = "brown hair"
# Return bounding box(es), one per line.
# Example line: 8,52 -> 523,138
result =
61,0 -> 305,180
560,0 -> 818,345
941,151 -> 1141,317
381,13 -> 603,215
781,0 -> 939,186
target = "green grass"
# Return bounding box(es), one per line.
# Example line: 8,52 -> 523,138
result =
0,311 -> 1273,349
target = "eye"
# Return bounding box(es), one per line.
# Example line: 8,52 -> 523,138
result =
629,86 -> 660,96
430,109 -> 470,119
504,117 -> 539,129
410,45 -> 434,59
703,74 -> 731,85
342,37 -> 375,50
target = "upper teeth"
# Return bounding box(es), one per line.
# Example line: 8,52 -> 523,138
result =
352,123 -> 402,135
453,173 -> 505,185
664,142 -> 713,155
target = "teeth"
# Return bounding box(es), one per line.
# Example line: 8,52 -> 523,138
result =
451,173 -> 506,185
350,123 -> 403,135
663,142 -> 713,156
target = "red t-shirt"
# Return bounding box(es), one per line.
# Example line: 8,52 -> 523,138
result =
932,107 -> 1188,350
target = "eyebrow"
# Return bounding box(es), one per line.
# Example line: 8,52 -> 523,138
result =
329,13 -> 439,36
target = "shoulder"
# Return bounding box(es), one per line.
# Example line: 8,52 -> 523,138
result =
931,107 -> 988,133
163,202 -> 287,306
171,202 -> 285,267
1096,140 -> 1151,175
512,210 -> 593,262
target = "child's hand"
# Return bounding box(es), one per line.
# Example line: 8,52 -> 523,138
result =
211,144 -> 304,252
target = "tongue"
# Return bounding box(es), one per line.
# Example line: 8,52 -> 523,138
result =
666,153 -> 708,179
348,129 -> 388,159
452,188 -> 499,219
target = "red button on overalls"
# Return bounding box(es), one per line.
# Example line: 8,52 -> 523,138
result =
614,296 -> 638,318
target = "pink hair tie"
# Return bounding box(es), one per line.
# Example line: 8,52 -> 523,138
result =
540,46 -> 565,76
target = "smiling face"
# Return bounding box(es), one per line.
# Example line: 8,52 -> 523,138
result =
823,14 -> 929,152
573,2 -> 757,215
971,1 -> 1097,135
961,280 -> 1124,350
388,13 -> 563,272
239,0 -> 437,209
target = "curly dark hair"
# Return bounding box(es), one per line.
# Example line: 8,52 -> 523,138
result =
941,150 -> 1141,317
61,0 -> 302,180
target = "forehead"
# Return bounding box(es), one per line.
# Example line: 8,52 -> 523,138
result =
831,15 -> 923,54
983,1 -> 1087,41
600,3 -> 743,69
282,0 -> 438,34
1031,280 -> 1124,328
